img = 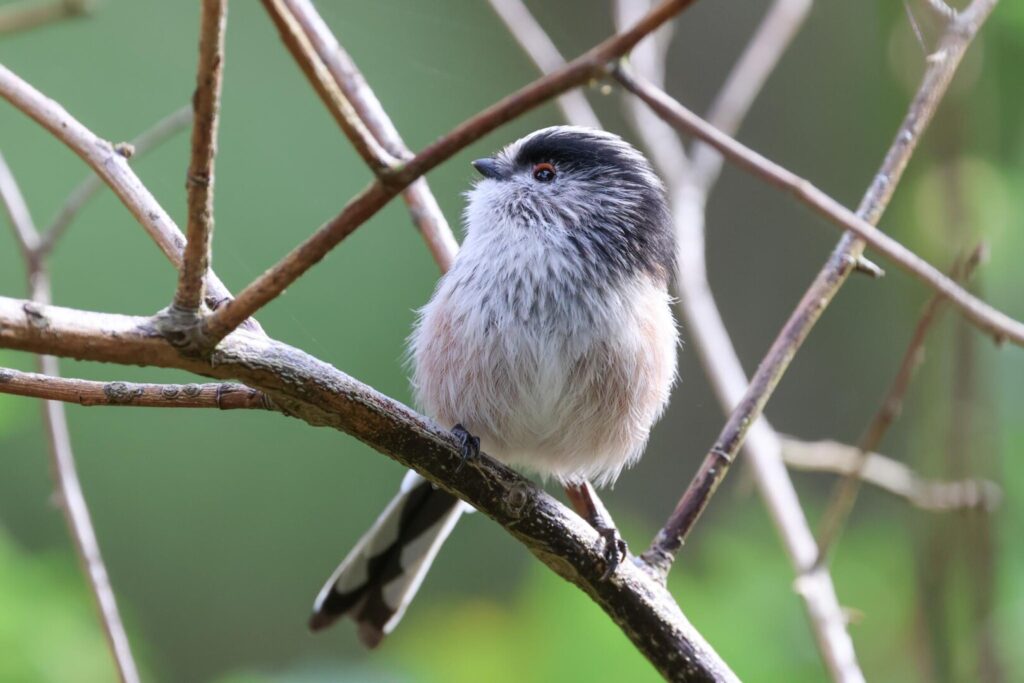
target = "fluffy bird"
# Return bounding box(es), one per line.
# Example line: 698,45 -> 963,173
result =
310,126 -> 678,647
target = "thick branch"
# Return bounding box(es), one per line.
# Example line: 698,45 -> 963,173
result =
0,368 -> 274,410
614,64 -> 1023,347
0,64 -> 261,332
0,293 -> 736,682
646,0 -> 999,569
265,0 -> 458,271
202,0 -> 702,344
781,438 -> 1001,513
175,0 -> 227,315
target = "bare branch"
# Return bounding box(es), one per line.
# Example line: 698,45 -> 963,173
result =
644,0 -> 999,571
0,368 -> 274,410
0,0 -> 91,35
0,292 -> 736,682
265,0 -> 458,271
0,64 -> 261,332
175,0 -> 227,315
780,438 -> 1002,513
614,64 -> 1022,347
691,0 -> 812,190
616,2 -> 864,680
486,0 -> 602,129
0,150 -> 40,257
0,157 -> 141,683
814,245 -> 985,563
39,105 -> 193,259
202,0 -> 703,344
261,0 -> 400,173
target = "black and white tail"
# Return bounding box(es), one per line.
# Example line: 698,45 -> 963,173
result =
309,471 -> 467,647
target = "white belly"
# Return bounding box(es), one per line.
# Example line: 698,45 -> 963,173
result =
410,269 -> 677,487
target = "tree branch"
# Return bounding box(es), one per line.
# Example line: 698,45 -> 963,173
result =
815,245 -> 985,564
0,0 -> 91,35
613,64 -> 1024,348
174,0 -> 227,316
780,438 -> 1002,513
0,368 -> 274,410
38,105 -> 193,259
263,0 -> 458,272
614,2 -> 863,680
261,0 -> 399,173
644,0 -> 999,572
201,0 -> 702,345
486,0 -> 602,129
0,64 -> 262,333
0,156 -> 141,683
0,292 -> 736,682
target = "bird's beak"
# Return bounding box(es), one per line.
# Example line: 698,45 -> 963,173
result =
472,158 -> 503,180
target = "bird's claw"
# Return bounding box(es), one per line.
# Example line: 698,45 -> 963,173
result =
597,526 -> 628,580
452,423 -> 480,473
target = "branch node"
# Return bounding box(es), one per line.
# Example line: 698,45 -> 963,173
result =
853,256 -> 886,279
113,142 -> 135,158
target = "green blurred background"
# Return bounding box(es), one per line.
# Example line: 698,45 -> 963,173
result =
1,1 -> 1022,681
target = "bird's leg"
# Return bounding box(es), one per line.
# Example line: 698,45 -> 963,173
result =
451,423 -> 480,473
564,481 -> 627,580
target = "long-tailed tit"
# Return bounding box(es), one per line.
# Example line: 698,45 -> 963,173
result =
309,126 -> 678,647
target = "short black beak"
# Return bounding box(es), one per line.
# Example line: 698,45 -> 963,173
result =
472,158 -> 503,180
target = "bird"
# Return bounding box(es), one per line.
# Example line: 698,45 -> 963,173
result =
308,125 -> 679,648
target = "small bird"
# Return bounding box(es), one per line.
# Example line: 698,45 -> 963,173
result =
309,126 -> 679,647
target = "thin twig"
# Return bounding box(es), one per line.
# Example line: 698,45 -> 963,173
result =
780,438 -> 1001,513
175,0 -> 227,315
265,0 -> 458,271
644,0 -> 999,571
0,0 -> 91,35
0,64 -> 262,332
690,0 -> 812,190
201,0 -> 703,344
614,64 -> 1023,348
486,0 -> 602,129
814,245 -> 985,565
0,156 -> 141,683
0,292 -> 737,683
0,368 -> 274,410
39,105 -> 193,259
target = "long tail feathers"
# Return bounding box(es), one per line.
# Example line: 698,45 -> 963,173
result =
309,471 -> 467,647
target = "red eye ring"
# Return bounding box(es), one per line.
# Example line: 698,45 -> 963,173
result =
532,162 -> 556,182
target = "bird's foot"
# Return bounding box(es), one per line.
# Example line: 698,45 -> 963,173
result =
597,526 -> 628,580
452,423 -> 480,473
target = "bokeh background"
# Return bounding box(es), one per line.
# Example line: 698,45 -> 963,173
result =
1,1 -> 1022,681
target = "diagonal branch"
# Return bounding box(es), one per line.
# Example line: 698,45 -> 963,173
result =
644,0 -> 999,573
175,0 -> 228,316
38,105 -> 193,259
263,0 -> 458,271
0,368 -> 275,410
0,64 -> 261,333
613,2 -> 863,681
0,157 -> 141,683
613,64 -> 1024,347
0,292 -> 737,682
814,245 -> 985,564
486,0 -> 602,129
201,0 -> 703,344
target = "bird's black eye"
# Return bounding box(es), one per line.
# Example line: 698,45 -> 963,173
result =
532,162 -> 556,182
